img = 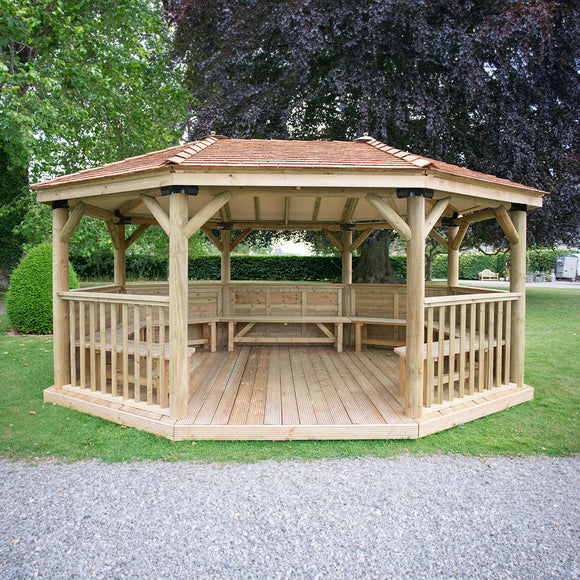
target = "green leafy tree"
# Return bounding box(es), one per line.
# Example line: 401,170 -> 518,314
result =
0,0 -> 192,283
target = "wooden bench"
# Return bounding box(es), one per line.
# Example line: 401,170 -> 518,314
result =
394,336 -> 497,397
479,268 -> 499,281
351,317 -> 407,351
221,315 -> 350,351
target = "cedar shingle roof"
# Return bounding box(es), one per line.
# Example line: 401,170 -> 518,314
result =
31,137 -> 543,193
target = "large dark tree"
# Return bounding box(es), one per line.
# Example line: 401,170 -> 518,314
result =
166,0 -> 579,267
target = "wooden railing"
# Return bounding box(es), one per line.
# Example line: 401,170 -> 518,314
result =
422,292 -> 520,407
60,291 -> 171,408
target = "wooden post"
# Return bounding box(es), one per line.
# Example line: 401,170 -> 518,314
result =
169,193 -> 189,419
52,202 -> 71,387
342,226 -> 353,345
405,195 -> 425,418
510,206 -> 527,387
221,226 -> 232,316
447,225 -> 459,287
113,224 -> 126,288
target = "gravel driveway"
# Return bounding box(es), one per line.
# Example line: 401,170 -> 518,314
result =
1,456 -> 578,579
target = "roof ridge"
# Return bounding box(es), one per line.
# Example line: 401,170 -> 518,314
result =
365,138 -> 433,168
164,137 -> 219,165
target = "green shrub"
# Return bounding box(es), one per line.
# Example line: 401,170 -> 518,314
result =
6,244 -> 79,334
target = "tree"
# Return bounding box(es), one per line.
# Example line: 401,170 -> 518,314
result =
167,0 -> 580,273
0,0 -> 192,284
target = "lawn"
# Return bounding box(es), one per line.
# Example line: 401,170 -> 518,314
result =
0,288 -> 578,462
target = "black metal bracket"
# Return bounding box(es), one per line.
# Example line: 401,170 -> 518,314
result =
217,222 -> 233,231
114,210 -> 132,225
441,212 -> 459,227
160,185 -> 199,196
340,222 -> 356,231
52,200 -> 69,209
511,203 -> 528,212
396,188 -> 434,199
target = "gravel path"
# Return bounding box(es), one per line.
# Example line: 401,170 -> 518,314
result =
1,456 -> 578,579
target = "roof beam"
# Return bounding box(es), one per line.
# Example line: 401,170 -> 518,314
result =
312,197 -> 321,222
494,206 -> 520,245
427,229 -> 449,251
230,228 -> 253,251
141,195 -> 170,235
424,198 -> 450,237
450,222 -> 470,251
200,226 -> 223,252
322,228 -> 344,252
116,197 -> 143,216
365,193 -> 412,241
59,201 -> 86,243
341,197 -> 358,222
124,224 -> 150,250
254,197 -> 261,221
350,228 -> 375,252
184,191 -> 233,239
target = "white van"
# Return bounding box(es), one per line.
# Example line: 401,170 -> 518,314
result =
555,254 -> 580,281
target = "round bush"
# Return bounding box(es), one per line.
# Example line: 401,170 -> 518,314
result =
6,244 -> 79,334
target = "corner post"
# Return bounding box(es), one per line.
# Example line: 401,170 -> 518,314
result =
220,224 -> 232,316
169,193 -> 189,419
447,225 -> 460,287
113,224 -> 126,288
52,201 -> 70,387
405,193 -> 426,418
510,205 -> 527,387
341,224 -> 354,344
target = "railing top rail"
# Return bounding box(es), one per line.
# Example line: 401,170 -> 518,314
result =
424,292 -> 521,306
59,291 -> 169,306
74,284 -> 123,293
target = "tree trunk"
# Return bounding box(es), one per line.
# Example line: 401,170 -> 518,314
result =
353,231 -> 403,284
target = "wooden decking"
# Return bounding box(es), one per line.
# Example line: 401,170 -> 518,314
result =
44,346 -> 534,441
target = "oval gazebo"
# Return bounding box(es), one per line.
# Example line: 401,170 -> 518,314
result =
32,136 -> 544,440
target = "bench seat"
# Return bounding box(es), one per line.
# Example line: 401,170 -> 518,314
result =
221,315 -> 350,351
350,317 -> 407,351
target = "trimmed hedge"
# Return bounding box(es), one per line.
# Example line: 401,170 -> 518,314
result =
7,244 -> 79,334
432,248 -> 570,280
70,253 -> 409,282
70,248 -> 568,282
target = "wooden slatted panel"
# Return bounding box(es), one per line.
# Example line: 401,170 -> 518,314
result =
110,304 -> 117,397
69,301 -> 76,387
146,306 -> 153,405
89,302 -> 96,392
468,303 -> 476,395
487,302 -> 495,389
448,305 -> 456,401
437,306 -> 445,404
122,303 -> 129,399
458,304 -> 467,398
99,302 -> 107,393
496,302 -> 504,387
425,308 -> 434,408
478,302 -> 485,393
134,305 -> 141,403
158,307 -> 167,407
504,301 -> 512,386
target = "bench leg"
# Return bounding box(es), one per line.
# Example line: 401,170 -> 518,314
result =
336,323 -> 343,352
399,356 -> 406,396
210,321 -> 217,352
228,321 -> 234,352
355,323 -> 362,353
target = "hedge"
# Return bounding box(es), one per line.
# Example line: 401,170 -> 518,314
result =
70,248 -> 567,282
432,248 -> 570,280
7,244 -> 79,334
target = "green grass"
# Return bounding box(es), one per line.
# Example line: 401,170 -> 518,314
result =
0,288 -> 578,462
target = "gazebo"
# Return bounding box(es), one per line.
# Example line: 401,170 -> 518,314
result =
32,136 -> 544,440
